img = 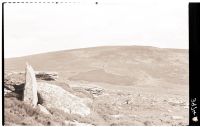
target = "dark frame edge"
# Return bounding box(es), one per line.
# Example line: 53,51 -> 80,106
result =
189,2 -> 200,126
2,2 -> 5,126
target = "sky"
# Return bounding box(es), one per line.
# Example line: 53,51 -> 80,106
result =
4,0 -> 192,58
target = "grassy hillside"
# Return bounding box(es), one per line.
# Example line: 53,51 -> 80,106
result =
5,46 -> 188,86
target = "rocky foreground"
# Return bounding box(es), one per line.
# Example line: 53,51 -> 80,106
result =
4,46 -> 189,125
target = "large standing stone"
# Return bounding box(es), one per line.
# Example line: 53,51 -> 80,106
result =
23,63 -> 38,107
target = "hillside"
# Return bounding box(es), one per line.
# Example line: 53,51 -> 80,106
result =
5,46 -> 188,85
4,46 -> 189,125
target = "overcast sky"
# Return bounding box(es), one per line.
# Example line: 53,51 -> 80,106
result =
4,0 -> 191,58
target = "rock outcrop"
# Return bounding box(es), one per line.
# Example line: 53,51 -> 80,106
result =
23,63 -> 38,107
35,71 -> 58,81
5,71 -> 58,81
37,82 -> 90,116
17,63 -> 90,116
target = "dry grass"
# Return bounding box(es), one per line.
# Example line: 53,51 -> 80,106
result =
4,96 -> 93,125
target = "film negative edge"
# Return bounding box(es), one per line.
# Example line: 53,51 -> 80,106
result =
2,1 -> 81,4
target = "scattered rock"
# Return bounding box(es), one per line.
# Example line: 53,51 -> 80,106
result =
38,82 -> 90,116
171,116 -> 183,120
109,114 -> 137,119
4,84 -> 15,92
167,109 -> 172,113
144,121 -> 152,126
85,87 -> 104,97
23,63 -> 38,108
4,89 -> 12,95
4,71 -> 25,83
63,120 -> 93,126
168,98 -> 185,106
38,104 -> 51,115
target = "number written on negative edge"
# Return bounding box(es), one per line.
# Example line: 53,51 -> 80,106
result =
191,98 -> 197,116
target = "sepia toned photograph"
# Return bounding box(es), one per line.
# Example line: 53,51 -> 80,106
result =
3,0 -> 189,126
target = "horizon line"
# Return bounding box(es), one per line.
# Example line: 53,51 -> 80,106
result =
4,45 -> 188,59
